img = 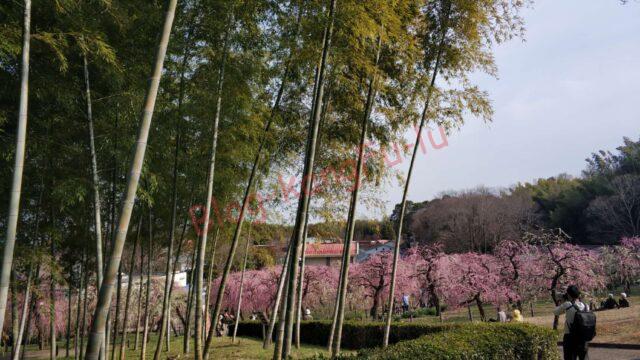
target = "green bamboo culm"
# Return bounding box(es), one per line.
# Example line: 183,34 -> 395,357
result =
330,33 -> 383,357
0,0 -> 31,335
382,0 -> 452,348
276,0 -> 338,358
83,0 -> 178,358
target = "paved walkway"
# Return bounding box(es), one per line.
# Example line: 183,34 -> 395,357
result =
559,346 -> 640,360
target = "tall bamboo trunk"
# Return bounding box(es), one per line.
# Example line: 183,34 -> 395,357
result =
84,0 -> 177,357
80,260 -> 89,360
83,51 -> 104,323
22,262 -> 40,360
0,0 -> 31,331
263,242 -> 292,349
232,231 -> 252,343
140,212 -> 153,360
11,271 -> 19,358
12,266 -> 33,360
74,254 -> 85,360
194,22 -> 230,360
49,237 -> 57,360
203,227 -> 220,341
278,2 -> 337,358
204,12 -> 300,357
109,266 -> 122,360
294,216 -> 309,350
272,263 -> 290,360
152,25 -> 193,360
119,216 -> 141,360
66,285 -> 71,358
184,238 -> 199,353
327,198 -> 353,351
83,50 -> 107,360
134,241 -> 144,351
166,205 -> 193,351
330,35 -> 382,356
382,1 -> 451,347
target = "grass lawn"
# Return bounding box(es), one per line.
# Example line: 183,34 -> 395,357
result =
404,291 -> 640,344
8,335 -> 337,359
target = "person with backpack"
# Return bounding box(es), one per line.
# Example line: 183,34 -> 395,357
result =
554,285 -> 596,360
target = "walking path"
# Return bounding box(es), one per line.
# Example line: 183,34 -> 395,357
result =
559,346 -> 640,360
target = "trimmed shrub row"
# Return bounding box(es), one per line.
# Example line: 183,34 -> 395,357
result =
236,320 -> 460,349
352,323 -> 560,360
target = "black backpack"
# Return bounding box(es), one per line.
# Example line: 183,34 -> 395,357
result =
570,304 -> 596,342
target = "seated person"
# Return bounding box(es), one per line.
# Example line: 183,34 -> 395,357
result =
618,293 -> 630,308
602,294 -> 618,310
303,307 -> 313,320
511,308 -> 523,322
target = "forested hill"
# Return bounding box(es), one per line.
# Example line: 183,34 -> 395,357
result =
390,136 -> 640,250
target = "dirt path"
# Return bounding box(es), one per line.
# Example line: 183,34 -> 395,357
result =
526,304 -> 640,344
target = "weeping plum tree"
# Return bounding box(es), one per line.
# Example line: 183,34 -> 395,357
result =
84,0 -> 178,358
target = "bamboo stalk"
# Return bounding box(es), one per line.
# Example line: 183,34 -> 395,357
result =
0,0 -> 32,331
84,1 -> 178,357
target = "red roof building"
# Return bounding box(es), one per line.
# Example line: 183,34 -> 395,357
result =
304,242 -> 359,267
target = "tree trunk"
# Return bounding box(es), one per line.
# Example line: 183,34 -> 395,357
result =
140,212 -> 153,360
184,239 -> 199,353
295,215 -> 310,350
83,52 -> 104,348
195,20 -> 231,360
331,34 -> 381,357
232,232 -> 252,343
272,268 -> 290,360
0,0 -> 31,331
12,266 -> 33,360
22,262 -> 40,360
467,304 -> 473,322
120,216 -> 141,360
475,296 -> 486,322
66,285 -> 71,358
74,254 -> 85,360
263,242 -> 292,349
80,260 -> 89,360
133,240 -> 145,351
83,48 -> 108,360
109,266 -> 122,360
11,271 -> 19,358
165,205 -> 193,352
152,23 -> 193,360
203,227 -> 220,341
382,1 -> 451,347
50,237 -> 57,360
278,1 -> 337,357
84,1 -> 177,357
204,6 -> 301,355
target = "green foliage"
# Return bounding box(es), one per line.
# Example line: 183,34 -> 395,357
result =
400,306 -> 447,319
237,320 -> 459,349
353,323 -> 559,360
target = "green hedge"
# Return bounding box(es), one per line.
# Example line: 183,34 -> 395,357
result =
236,320 -> 459,349
351,323 -> 559,360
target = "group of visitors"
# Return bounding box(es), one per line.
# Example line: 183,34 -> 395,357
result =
215,309 -> 236,337
493,306 -> 523,323
596,292 -> 630,310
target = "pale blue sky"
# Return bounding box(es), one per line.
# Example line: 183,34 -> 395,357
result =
371,0 -> 640,219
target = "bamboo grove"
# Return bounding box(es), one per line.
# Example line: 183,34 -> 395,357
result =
0,0 -> 528,359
